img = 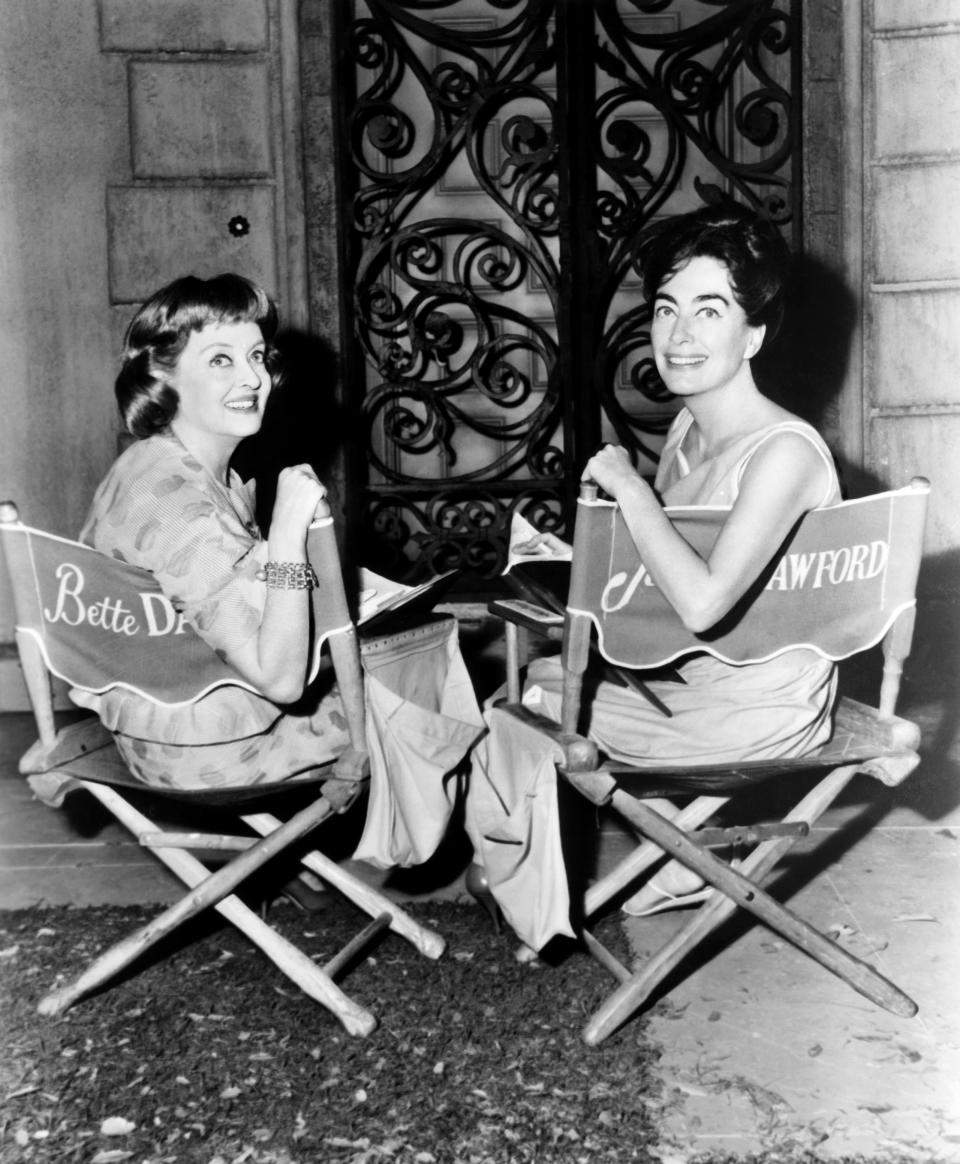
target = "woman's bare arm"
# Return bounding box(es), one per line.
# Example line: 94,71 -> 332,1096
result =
582,435 -> 831,632
226,464 -> 326,703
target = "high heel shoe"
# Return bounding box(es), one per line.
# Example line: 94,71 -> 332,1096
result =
621,859 -> 710,918
279,869 -> 330,913
465,863 -> 503,934
621,856 -> 742,918
621,880 -> 712,918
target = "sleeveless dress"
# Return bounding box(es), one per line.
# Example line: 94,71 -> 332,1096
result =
465,408 -> 841,949
522,407 -> 842,762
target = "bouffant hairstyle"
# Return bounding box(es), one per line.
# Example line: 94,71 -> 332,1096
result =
639,201 -> 792,340
115,273 -> 281,438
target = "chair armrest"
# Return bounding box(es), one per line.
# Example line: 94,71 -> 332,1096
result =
494,701 -> 600,774
833,695 -> 920,753
496,701 -> 621,808
487,599 -> 565,640
331,746 -> 370,784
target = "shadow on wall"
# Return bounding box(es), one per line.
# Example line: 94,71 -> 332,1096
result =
729,250 -> 960,818
233,329 -> 357,535
899,548 -> 960,815
754,251 -> 857,441
764,257 -> 960,814
838,548 -> 960,823
832,458 -> 956,793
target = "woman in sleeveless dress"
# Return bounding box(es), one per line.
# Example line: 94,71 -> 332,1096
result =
467,203 -> 842,936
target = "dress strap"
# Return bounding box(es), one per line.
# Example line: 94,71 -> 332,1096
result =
671,409 -> 696,477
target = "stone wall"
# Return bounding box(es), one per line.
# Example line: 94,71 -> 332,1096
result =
0,0 -> 309,708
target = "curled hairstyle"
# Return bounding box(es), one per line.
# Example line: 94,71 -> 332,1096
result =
115,273 -> 281,438
639,202 -> 792,341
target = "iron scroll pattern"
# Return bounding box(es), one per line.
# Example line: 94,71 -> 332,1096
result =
336,1 -> 796,586
342,0 -> 565,584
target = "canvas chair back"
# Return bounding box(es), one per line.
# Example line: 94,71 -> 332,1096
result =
0,498 -> 460,1034
559,478 -> 930,732
2,499 -> 482,851
0,503 -> 366,753
479,479 -> 930,1044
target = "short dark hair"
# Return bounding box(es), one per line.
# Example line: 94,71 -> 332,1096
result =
115,273 -> 281,438
639,202 -> 792,339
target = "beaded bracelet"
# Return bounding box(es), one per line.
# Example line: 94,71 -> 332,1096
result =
259,561 -> 319,590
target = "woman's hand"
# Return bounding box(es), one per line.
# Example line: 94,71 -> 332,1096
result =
512,530 -> 573,558
581,445 -> 648,503
269,464 -> 327,558
245,464 -> 328,705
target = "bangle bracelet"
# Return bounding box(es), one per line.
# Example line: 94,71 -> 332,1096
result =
259,561 -> 318,590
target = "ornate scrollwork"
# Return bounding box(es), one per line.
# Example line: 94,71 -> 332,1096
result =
367,485 -> 568,581
597,0 -> 795,227
336,0 -> 796,586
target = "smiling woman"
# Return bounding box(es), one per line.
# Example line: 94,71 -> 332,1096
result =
71,274 -> 349,784
168,319 -> 273,456
649,254 -> 766,403
470,202 -> 844,923
583,204 -> 834,633
568,204 -> 840,756
69,275 -> 479,794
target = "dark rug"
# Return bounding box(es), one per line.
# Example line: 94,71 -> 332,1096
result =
2,898 -> 667,1164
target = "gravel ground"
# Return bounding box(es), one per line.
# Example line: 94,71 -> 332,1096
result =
1,899 -> 667,1164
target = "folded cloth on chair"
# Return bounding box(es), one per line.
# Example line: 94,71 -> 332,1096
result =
354,619 -> 485,868
464,705 -> 576,951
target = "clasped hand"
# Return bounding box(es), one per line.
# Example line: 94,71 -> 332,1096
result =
271,464 -> 328,540
581,445 -> 644,502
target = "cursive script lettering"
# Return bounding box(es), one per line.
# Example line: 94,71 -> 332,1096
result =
601,564 -> 657,613
44,564 -> 140,636
43,562 -> 188,637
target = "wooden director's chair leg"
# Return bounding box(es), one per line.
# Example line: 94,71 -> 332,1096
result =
38,784 -> 379,1036
583,794 -> 728,917
243,812 -> 445,959
571,763 -> 918,1046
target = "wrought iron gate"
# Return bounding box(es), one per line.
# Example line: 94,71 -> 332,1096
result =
332,0 -> 798,591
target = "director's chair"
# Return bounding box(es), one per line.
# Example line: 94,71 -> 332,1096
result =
487,477 -> 929,1045
0,499 -> 468,1037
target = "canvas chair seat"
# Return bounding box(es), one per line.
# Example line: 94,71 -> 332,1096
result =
481,477 -> 929,1045
1,500 -> 481,1037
